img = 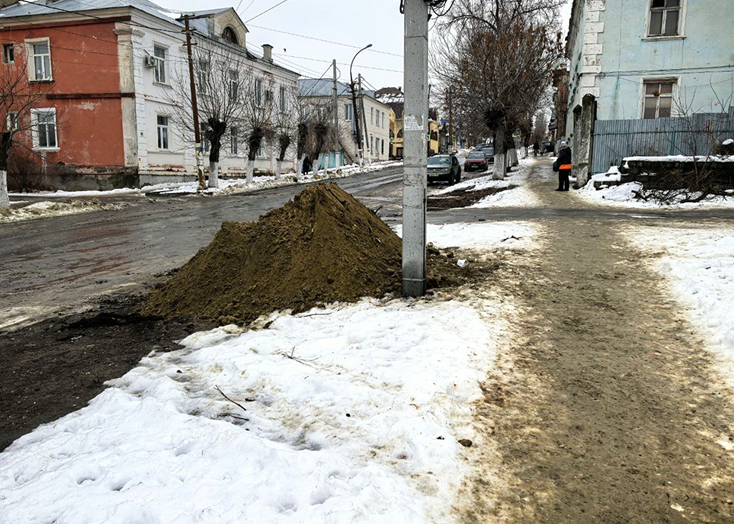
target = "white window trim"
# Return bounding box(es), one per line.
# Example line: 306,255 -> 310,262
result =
639,76 -> 680,119
156,114 -> 170,151
643,0 -> 687,40
5,111 -> 19,132
30,108 -> 59,151
255,78 -> 264,106
152,43 -> 169,86
25,37 -> 53,82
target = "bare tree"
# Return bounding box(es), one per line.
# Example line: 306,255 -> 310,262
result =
1,54 -> 53,207
272,85 -> 299,177
167,45 -> 254,189
432,0 -> 563,177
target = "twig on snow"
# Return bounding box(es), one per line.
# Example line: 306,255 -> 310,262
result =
215,385 -> 249,413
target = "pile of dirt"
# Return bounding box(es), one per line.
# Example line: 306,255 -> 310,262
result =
143,183 -> 474,325
428,185 -> 517,210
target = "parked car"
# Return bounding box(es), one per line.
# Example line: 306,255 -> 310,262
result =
427,154 -> 461,185
480,146 -> 495,163
543,141 -> 555,155
464,151 -> 488,172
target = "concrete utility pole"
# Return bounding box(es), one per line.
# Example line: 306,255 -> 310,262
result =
332,59 -> 339,160
447,86 -> 454,151
358,74 -> 371,165
402,0 -> 429,297
184,15 -> 205,190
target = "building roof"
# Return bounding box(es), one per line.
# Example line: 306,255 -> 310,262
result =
0,0 -> 177,21
299,78 -> 380,101
375,87 -> 405,105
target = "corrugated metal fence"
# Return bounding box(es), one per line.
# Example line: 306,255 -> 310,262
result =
591,109 -> 734,174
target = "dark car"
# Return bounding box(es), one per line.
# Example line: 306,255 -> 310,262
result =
464,151 -> 488,172
427,154 -> 461,185
543,141 -> 555,155
480,146 -> 495,163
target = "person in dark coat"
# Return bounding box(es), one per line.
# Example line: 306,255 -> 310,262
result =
553,141 -> 572,192
532,142 -> 540,157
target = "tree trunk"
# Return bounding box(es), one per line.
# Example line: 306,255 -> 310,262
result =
208,161 -> 219,189
276,160 -> 282,177
246,158 -> 255,184
297,154 -> 305,177
493,125 -> 507,180
0,170 -> 9,209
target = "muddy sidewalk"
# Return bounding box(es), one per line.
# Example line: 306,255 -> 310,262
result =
465,162 -> 734,523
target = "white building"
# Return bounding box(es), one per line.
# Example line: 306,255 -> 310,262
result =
298,79 -> 391,163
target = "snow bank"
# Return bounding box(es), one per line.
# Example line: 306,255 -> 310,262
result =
625,226 -> 734,388
0,200 -> 125,223
435,159 -> 539,208
624,155 -> 734,164
0,297 -> 503,523
577,181 -> 734,209
395,221 -> 537,251
9,162 -> 403,199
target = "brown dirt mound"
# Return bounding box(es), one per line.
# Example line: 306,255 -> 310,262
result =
428,185 -> 517,210
142,183 -> 473,325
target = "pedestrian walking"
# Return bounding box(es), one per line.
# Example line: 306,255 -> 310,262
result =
553,141 -> 572,192
533,142 -> 539,157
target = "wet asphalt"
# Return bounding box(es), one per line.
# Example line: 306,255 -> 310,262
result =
1,162 -> 733,328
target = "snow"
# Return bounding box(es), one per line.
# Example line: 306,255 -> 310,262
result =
625,225 -> 734,388
0,200 -> 126,223
395,221 -> 537,252
577,181 -> 734,209
723,139 -> 733,146
8,162 -> 403,199
434,159 -> 539,208
0,296 -> 507,523
589,165 -> 622,183
624,155 -> 734,164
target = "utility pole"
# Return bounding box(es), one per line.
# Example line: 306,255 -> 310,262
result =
448,86 -> 454,152
184,15 -> 205,190
402,0 -> 429,297
358,74 -> 371,165
332,59 -> 339,162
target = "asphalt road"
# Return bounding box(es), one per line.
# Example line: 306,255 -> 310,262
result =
2,162 -> 733,328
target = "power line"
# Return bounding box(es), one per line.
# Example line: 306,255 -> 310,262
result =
271,52 -> 403,74
245,0 -> 293,23
248,24 -> 403,58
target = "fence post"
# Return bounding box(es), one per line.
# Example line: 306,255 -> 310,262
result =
669,131 -> 676,156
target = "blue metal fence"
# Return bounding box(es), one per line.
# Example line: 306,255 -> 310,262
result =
591,109 -> 734,174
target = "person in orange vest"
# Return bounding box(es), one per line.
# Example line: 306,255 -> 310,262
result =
553,141 -> 572,191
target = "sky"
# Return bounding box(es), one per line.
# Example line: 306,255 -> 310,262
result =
156,0 -> 573,91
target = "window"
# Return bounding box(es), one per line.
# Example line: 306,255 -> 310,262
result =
370,107 -> 374,125
153,45 -> 167,84
279,86 -> 287,112
157,115 -> 169,150
5,112 -> 18,132
228,69 -> 238,101
201,123 -> 210,153
29,39 -> 52,81
643,80 -> 675,119
230,127 -> 238,155
381,139 -> 384,155
382,112 -> 386,128
222,26 -> 238,45
197,59 -> 210,94
301,105 -> 310,119
648,0 -> 681,37
3,44 -> 14,64
255,78 -> 263,106
344,104 -> 353,121
31,109 -> 57,149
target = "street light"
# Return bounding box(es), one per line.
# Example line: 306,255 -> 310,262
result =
349,44 -> 372,158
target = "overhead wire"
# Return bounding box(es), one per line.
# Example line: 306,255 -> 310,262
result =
244,0 -> 293,23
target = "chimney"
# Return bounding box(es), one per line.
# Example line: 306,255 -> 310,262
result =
262,44 -> 273,63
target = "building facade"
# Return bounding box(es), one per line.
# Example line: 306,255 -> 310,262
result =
563,0 -> 734,183
0,0 -> 299,190
298,79 -> 391,163
566,0 -> 734,135
375,87 -> 404,158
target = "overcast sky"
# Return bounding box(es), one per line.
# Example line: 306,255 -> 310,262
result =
156,0 -> 573,90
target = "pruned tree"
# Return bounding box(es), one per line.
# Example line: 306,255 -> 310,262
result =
0,53 -> 53,207
167,45 -> 252,189
272,85 -> 299,177
432,0 -> 564,177
242,75 -> 275,183
295,101 -> 340,176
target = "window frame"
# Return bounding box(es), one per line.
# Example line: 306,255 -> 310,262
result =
255,78 -> 263,106
279,86 -> 287,112
152,44 -> 168,85
31,108 -> 58,151
230,126 -> 239,155
26,37 -> 53,82
228,69 -> 239,101
5,111 -> 19,132
3,43 -> 14,64
197,59 -> 210,95
344,103 -> 352,121
640,77 -> 678,120
645,0 -> 686,40
156,114 -> 170,151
